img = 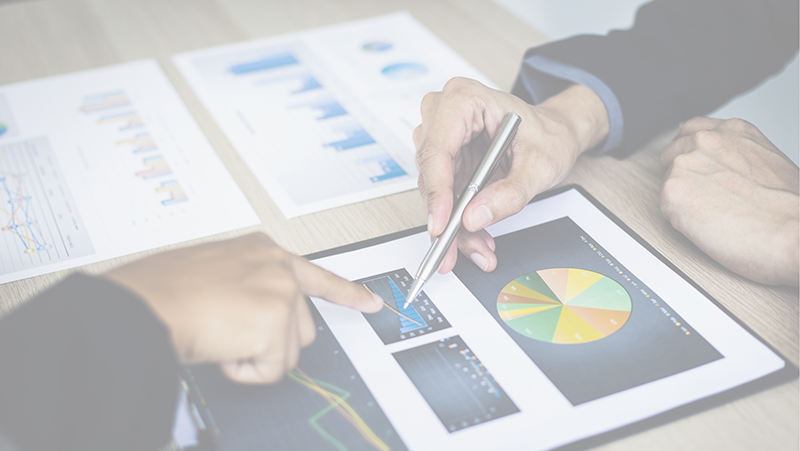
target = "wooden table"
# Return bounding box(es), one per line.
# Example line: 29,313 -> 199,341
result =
0,1 -> 796,449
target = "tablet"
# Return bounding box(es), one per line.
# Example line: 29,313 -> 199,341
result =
179,185 -> 796,451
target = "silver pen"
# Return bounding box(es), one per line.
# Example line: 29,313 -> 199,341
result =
404,112 -> 521,308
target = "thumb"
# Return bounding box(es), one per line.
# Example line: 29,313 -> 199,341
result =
291,255 -> 384,313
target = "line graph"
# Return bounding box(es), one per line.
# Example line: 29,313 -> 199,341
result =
179,301 -> 406,450
0,137 -> 93,275
288,368 -> 390,451
357,269 -> 451,344
0,173 -> 49,254
366,285 -> 422,327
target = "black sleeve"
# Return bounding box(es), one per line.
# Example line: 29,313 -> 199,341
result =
512,0 -> 799,156
0,274 -> 179,451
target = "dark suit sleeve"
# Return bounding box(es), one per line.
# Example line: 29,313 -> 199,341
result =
512,0 -> 799,156
0,274 -> 179,451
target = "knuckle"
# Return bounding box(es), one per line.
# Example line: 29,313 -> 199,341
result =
503,180 -> 531,213
691,129 -> 722,150
722,118 -> 752,133
671,152 -> 693,169
420,91 -> 439,111
442,76 -> 470,93
681,117 -> 703,132
412,125 -> 422,148
263,246 -> 291,265
243,232 -> 272,247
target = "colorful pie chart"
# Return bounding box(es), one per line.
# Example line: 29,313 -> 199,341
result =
0,123 -> 7,136
496,268 -> 631,344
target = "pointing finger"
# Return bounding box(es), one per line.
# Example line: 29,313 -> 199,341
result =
291,256 -> 384,313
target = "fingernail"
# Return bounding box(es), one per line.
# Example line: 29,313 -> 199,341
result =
371,293 -> 384,306
470,252 -> 489,272
427,213 -> 434,235
468,205 -> 493,231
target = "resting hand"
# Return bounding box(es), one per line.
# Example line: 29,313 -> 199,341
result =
414,78 -> 609,273
104,233 -> 383,383
660,117 -> 799,286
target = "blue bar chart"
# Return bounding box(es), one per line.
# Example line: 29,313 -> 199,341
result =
229,52 -> 299,74
252,69 -> 323,95
295,98 -> 348,120
180,42 -> 415,216
324,127 -> 376,151
393,336 -> 519,432
357,268 -> 451,344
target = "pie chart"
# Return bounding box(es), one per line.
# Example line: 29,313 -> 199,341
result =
496,268 -> 631,344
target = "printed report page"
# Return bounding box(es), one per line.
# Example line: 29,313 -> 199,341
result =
0,59 -> 259,284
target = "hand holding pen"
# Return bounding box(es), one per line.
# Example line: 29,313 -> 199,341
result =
405,111 -> 521,307
411,79 -> 610,280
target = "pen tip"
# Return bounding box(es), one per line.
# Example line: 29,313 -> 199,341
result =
403,280 -> 423,309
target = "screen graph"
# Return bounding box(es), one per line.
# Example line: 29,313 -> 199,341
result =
393,336 -> 519,432
0,137 -> 94,274
453,216 -> 723,405
356,268 -> 451,345
180,301 -> 406,451
287,368 -> 390,451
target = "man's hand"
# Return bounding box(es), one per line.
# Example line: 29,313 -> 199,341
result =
660,117 -> 799,286
104,233 -> 383,383
414,78 -> 610,273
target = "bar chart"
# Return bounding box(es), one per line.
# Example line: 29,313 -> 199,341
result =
176,38 -> 418,216
80,90 -> 189,210
357,268 -> 451,345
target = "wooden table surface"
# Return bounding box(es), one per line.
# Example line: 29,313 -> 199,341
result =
0,1 -> 796,450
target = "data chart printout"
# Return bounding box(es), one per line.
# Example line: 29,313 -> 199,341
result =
173,12 -> 494,217
292,187 -> 791,450
181,187 -> 794,450
0,60 -> 258,284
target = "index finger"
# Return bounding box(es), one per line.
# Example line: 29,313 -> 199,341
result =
659,134 -> 696,168
290,255 -> 384,313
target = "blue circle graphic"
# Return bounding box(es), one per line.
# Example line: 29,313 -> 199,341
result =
363,42 -> 393,52
381,62 -> 428,80
0,123 -> 6,136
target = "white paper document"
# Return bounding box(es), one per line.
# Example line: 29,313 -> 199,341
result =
0,60 -> 259,284
173,12 -> 494,218
179,187 -> 788,451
